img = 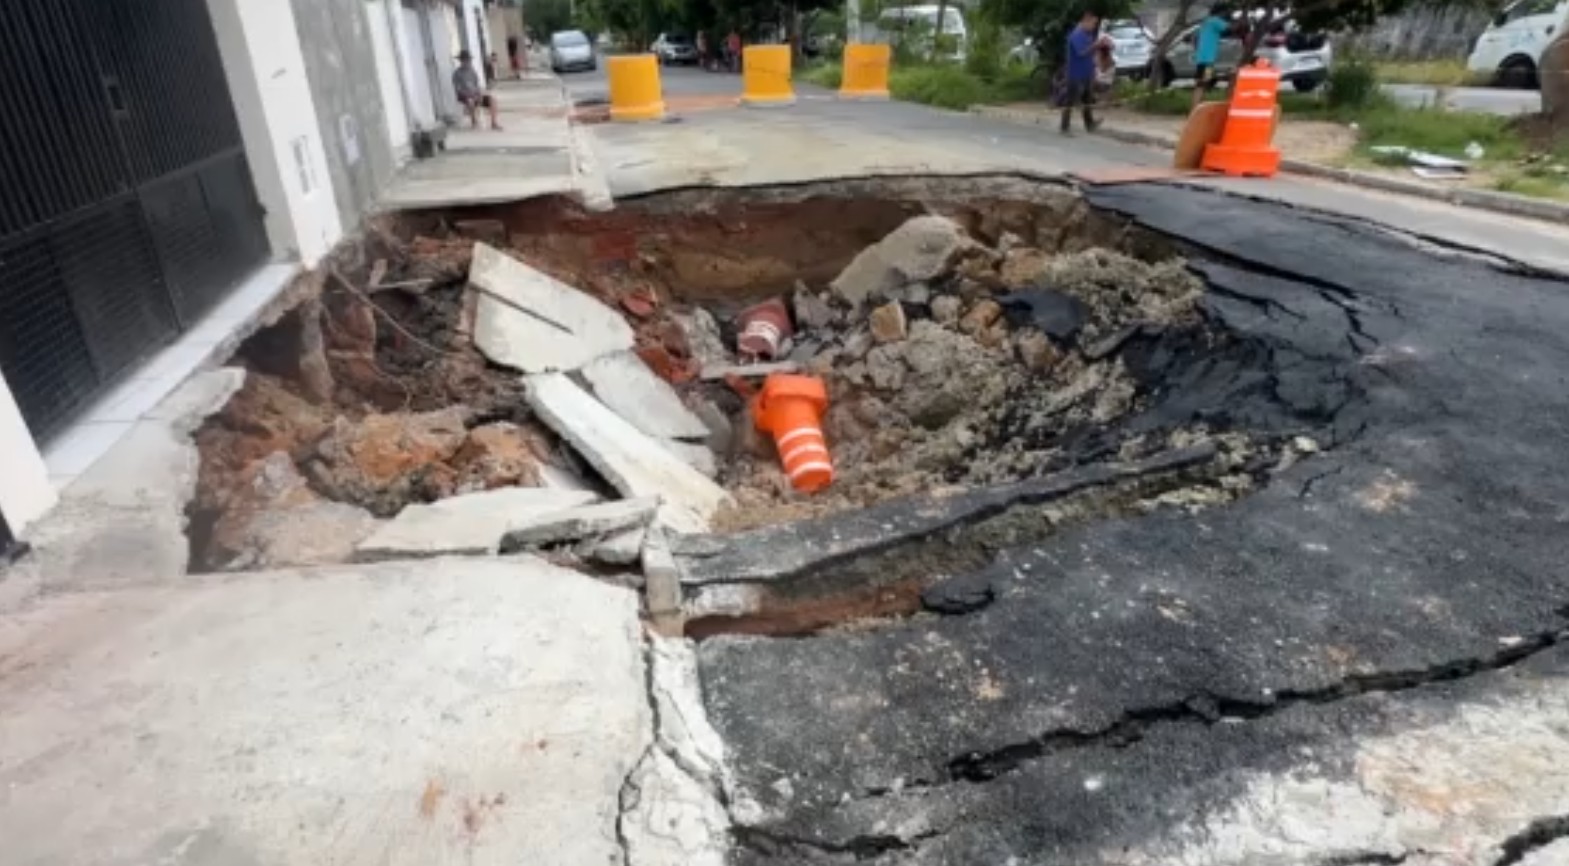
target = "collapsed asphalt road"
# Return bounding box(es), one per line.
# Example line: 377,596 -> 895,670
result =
699,183 -> 1569,865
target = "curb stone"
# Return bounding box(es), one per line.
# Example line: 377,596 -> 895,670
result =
970,104 -> 1569,226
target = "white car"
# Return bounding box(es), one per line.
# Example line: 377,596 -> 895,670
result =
1254,26 -> 1333,91
1105,20 -> 1154,77
1152,18 -> 1330,92
1467,0 -> 1566,88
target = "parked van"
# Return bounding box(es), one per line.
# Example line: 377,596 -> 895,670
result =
871,5 -> 968,62
1466,0 -> 1567,88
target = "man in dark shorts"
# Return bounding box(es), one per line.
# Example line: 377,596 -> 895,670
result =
1192,4 -> 1230,110
1061,10 -> 1103,134
453,50 -> 502,130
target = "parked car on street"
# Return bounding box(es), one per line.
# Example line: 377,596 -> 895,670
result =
1104,20 -> 1154,78
1149,17 -> 1330,91
652,33 -> 699,65
549,30 -> 596,73
1467,0 -> 1566,88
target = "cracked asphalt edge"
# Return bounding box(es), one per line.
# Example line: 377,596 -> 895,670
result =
616,634 -> 733,866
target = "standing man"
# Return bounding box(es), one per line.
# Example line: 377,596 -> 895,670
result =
453,50 -> 503,131
1192,4 -> 1231,110
1061,10 -> 1102,135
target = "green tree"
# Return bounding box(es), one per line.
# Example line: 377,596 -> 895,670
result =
527,0 -> 577,41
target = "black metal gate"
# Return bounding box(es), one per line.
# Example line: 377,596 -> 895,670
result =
0,0 -> 269,441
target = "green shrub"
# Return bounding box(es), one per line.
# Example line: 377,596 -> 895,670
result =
965,19 -> 1004,83
1326,55 -> 1378,111
800,62 -> 843,89
1354,106 -> 1520,160
889,64 -> 989,109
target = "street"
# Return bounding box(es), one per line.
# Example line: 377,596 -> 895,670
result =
4,51 -> 1569,866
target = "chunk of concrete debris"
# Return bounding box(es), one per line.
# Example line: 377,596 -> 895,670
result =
699,360 -> 801,380
499,496 -> 659,551
582,350 -> 710,440
931,295 -> 962,326
959,299 -> 1003,335
577,527 -> 646,565
792,283 -> 838,330
999,246 -> 1052,289
526,373 -> 731,533
672,308 -> 730,368
868,300 -> 908,343
470,242 -> 634,373
355,487 -> 600,560
830,215 -> 968,309
1015,329 -> 1061,372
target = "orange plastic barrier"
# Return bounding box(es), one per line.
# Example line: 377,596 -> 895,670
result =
1201,59 -> 1282,177
753,374 -> 833,493
840,43 -> 891,99
608,55 -> 666,122
742,44 -> 795,106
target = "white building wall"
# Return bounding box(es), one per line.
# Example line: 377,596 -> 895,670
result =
204,0 -> 343,265
399,3 -> 439,129
0,377 -> 56,536
367,0 -> 413,163
431,5 -> 462,121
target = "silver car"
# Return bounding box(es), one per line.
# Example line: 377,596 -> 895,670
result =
1151,19 -> 1331,92
550,30 -> 596,73
1105,20 -> 1154,77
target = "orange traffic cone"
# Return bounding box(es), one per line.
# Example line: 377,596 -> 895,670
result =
753,374 -> 833,493
1201,59 -> 1282,177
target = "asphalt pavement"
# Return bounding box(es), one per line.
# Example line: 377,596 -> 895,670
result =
704,181 -> 1569,866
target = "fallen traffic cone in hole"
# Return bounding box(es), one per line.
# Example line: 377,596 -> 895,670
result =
753,373 -> 833,493
736,298 -> 793,360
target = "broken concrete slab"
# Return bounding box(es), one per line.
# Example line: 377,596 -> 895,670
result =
830,215 -> 968,308
527,373 -> 731,533
868,301 -> 908,343
0,556 -> 648,865
582,350 -> 710,440
499,496 -> 660,551
579,527 -> 646,565
355,487 -> 600,560
470,242 -> 634,373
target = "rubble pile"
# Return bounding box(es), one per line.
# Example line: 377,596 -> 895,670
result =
191,189 -> 1228,577
688,215 -> 1209,529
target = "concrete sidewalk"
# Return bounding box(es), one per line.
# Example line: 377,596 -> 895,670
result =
0,371 -> 717,866
380,75 -> 607,210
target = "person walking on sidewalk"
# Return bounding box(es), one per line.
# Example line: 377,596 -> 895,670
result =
1061,10 -> 1102,135
1192,4 -> 1231,110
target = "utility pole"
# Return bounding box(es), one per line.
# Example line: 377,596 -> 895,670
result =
847,0 -> 859,43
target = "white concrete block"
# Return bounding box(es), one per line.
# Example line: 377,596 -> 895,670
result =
526,373 -> 731,533
470,243 -> 634,372
582,351 -> 710,440
356,486 -> 600,560
499,496 -> 659,550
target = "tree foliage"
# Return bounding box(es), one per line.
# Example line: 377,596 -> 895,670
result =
527,0 -> 577,41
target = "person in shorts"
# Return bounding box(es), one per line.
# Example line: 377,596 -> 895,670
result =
1192,4 -> 1230,110
453,50 -> 502,131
